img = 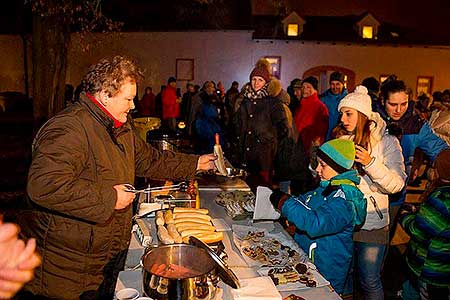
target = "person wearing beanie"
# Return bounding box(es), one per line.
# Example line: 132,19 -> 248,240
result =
234,61 -> 291,191
293,76 -> 329,157
269,138 -> 367,295
398,148 -> 450,300
333,85 -> 407,299
320,71 -> 348,140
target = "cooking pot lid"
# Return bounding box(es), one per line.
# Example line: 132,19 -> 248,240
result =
189,236 -> 240,289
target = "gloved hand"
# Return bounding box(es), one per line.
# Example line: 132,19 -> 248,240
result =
398,203 -> 418,222
269,189 -> 289,211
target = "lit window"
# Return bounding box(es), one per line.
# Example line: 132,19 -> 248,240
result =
362,26 -> 373,39
287,24 -> 299,36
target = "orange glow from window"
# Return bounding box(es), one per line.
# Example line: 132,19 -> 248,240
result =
287,24 -> 299,36
362,26 -> 373,39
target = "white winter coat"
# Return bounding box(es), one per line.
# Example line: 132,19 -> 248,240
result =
429,109 -> 450,146
341,112 -> 407,230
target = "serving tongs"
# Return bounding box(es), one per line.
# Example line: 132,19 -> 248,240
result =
124,182 -> 188,194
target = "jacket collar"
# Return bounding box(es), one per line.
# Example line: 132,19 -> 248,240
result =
320,169 -> 361,187
78,93 -> 131,151
85,93 -> 124,128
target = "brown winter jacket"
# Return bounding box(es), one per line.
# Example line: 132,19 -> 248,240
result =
21,93 -> 198,299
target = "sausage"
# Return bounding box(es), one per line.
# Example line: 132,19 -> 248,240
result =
156,211 -> 164,226
164,210 -> 174,224
157,225 -> 174,244
166,223 -> 183,243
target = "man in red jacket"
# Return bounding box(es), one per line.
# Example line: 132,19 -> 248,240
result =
294,76 -> 329,156
162,77 -> 180,130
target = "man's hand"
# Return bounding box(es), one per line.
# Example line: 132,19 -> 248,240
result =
196,154 -> 217,171
114,184 -> 136,210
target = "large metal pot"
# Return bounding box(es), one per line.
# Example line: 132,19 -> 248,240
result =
146,128 -> 183,152
133,117 -> 161,141
142,244 -> 217,300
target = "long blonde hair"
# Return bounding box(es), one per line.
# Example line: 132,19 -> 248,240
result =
332,111 -> 375,175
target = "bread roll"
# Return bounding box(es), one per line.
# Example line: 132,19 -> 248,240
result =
173,217 -> 212,225
182,231 -> 223,244
164,210 -> 174,224
173,212 -> 211,221
166,223 -> 182,243
173,207 -> 209,215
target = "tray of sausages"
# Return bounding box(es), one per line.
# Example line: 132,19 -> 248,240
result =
155,207 -> 224,245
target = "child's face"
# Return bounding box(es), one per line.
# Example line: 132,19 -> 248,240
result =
316,157 -> 339,181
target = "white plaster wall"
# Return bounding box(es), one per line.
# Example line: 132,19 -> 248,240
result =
2,32 -> 450,98
67,31 -> 450,98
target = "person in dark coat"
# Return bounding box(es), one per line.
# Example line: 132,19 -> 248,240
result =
180,82 -> 196,122
18,56 -> 216,300
234,63 -> 290,191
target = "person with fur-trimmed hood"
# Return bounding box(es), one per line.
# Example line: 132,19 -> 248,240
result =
233,59 -> 294,191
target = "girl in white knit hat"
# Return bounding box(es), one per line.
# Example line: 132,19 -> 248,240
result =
332,85 -> 407,299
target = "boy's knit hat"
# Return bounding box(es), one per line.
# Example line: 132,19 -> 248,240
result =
317,139 -> 355,173
338,85 -> 373,119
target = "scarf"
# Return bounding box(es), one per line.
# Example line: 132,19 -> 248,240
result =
244,82 -> 269,100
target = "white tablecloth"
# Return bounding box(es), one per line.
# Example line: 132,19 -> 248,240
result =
116,187 -> 342,300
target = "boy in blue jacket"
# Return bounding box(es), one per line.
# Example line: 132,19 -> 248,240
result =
270,139 -> 367,294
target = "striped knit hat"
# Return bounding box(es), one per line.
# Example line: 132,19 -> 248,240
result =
317,139 -> 355,173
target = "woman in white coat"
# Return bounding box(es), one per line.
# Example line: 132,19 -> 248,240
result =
333,85 -> 407,300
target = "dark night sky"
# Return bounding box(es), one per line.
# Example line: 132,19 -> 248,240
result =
287,0 -> 450,37
2,0 -> 450,39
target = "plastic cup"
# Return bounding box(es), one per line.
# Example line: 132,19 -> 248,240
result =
116,288 -> 140,300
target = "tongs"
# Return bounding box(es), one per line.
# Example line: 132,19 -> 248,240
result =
124,182 -> 188,194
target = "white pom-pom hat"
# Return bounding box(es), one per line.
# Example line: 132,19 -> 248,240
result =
338,85 -> 373,119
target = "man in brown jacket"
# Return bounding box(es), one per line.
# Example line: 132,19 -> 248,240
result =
19,56 -> 215,300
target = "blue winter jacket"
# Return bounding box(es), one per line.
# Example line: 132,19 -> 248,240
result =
378,105 -> 449,205
281,170 -> 366,294
320,89 -> 348,140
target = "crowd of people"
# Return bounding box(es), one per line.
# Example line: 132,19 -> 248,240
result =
2,55 -> 449,300
135,61 -> 449,299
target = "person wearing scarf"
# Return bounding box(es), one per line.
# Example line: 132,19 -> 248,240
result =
234,64 -> 290,191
